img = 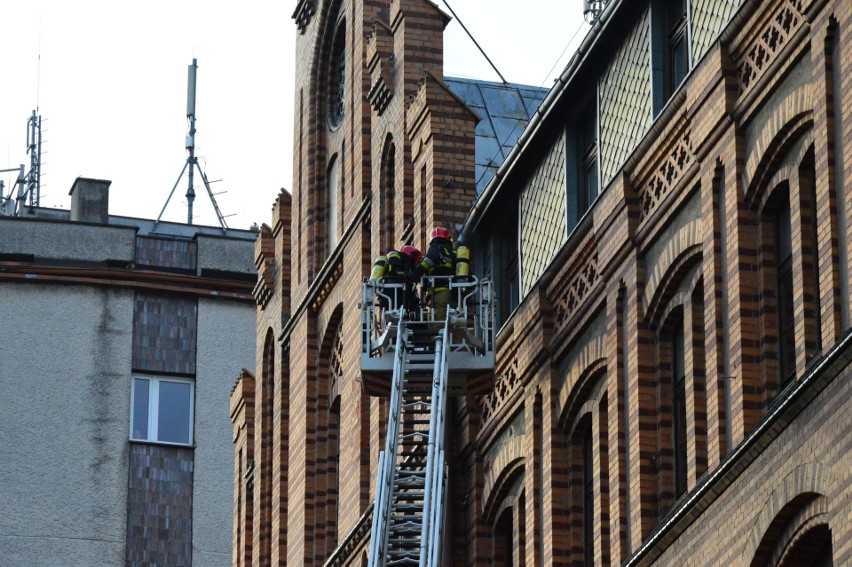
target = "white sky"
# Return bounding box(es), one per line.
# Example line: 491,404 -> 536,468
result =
1,1 -> 587,230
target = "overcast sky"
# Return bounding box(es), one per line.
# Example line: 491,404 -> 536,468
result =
1,1 -> 587,230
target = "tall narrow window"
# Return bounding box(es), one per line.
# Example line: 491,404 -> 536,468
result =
497,221 -> 520,327
665,0 -> 689,100
380,136 -> 396,249
671,318 -> 688,498
775,192 -> 795,387
327,396 -> 340,552
653,0 -> 690,113
494,509 -> 513,567
582,423 -> 594,567
578,111 -> 598,217
327,155 -> 340,253
328,21 -> 346,129
260,331 -> 275,562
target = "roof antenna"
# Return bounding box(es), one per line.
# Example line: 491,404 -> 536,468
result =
153,58 -> 229,233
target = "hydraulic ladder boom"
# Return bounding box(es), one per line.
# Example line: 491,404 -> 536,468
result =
368,314 -> 451,567
362,276 -> 495,566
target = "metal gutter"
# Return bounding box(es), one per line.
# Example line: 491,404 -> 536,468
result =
624,329 -> 852,566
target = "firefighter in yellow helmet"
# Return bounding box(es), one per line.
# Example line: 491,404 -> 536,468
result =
410,227 -> 455,321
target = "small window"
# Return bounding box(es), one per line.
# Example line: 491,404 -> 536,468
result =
131,376 -> 194,445
578,111 -> 598,216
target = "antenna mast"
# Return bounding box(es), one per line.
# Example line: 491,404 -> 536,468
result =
154,58 -> 229,233
1,110 -> 43,217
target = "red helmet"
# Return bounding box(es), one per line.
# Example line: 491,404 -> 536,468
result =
430,226 -> 451,240
400,244 -> 423,264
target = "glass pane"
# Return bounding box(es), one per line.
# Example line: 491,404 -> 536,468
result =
132,378 -> 150,440
157,381 -> 192,444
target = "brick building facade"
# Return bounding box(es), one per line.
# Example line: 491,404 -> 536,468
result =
233,0 -> 851,565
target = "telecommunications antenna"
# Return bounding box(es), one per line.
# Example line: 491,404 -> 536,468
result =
153,58 -> 229,233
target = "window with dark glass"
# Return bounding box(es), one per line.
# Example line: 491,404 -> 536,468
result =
775,194 -> 795,387
495,509 -> 513,567
665,0 -> 689,98
328,22 -> 346,128
671,319 -> 688,498
496,222 -> 520,327
652,0 -> 690,113
582,423 -> 594,567
578,111 -> 598,217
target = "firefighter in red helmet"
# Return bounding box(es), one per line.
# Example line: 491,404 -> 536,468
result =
411,226 -> 455,321
370,244 -> 423,315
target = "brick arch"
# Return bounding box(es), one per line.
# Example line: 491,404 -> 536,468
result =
556,336 -> 607,430
656,265 -> 702,334
482,442 -> 525,524
743,83 -> 813,205
314,302 -> 344,560
643,220 -> 702,328
742,462 -> 832,565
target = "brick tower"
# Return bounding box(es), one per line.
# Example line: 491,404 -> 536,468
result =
232,1 -> 480,565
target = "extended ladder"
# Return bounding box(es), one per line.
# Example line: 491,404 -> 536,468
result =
368,314 -> 451,567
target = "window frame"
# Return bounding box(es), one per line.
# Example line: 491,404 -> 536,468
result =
130,374 -> 195,447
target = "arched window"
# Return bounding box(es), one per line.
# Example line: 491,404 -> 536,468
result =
327,154 -> 340,253
327,20 -> 346,129
773,187 -> 796,388
652,266 -> 707,513
577,415 -> 594,567
260,330 -> 275,563
380,135 -> 396,250
669,311 -> 688,498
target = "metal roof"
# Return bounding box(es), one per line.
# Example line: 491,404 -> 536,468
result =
444,77 -> 549,195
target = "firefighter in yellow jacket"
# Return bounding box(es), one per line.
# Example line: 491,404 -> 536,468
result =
411,227 -> 456,321
370,244 -> 423,314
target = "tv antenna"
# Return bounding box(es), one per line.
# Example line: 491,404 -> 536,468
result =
153,58 -> 229,233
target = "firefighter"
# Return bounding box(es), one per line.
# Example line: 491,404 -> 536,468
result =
410,226 -> 456,321
371,244 -> 423,314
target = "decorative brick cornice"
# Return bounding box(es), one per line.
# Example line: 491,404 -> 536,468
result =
480,344 -> 521,426
310,258 -> 343,312
550,249 -> 600,337
323,503 -> 374,567
637,116 -> 694,220
291,0 -> 316,34
737,0 -> 805,94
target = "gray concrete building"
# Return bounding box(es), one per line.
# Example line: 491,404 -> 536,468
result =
0,178 -> 257,567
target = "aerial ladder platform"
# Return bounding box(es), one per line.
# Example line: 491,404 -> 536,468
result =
360,276 -> 495,566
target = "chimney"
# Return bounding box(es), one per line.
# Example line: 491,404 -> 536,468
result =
69,177 -> 111,224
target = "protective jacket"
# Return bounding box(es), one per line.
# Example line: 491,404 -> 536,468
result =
413,237 -> 455,291
385,249 -> 416,277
